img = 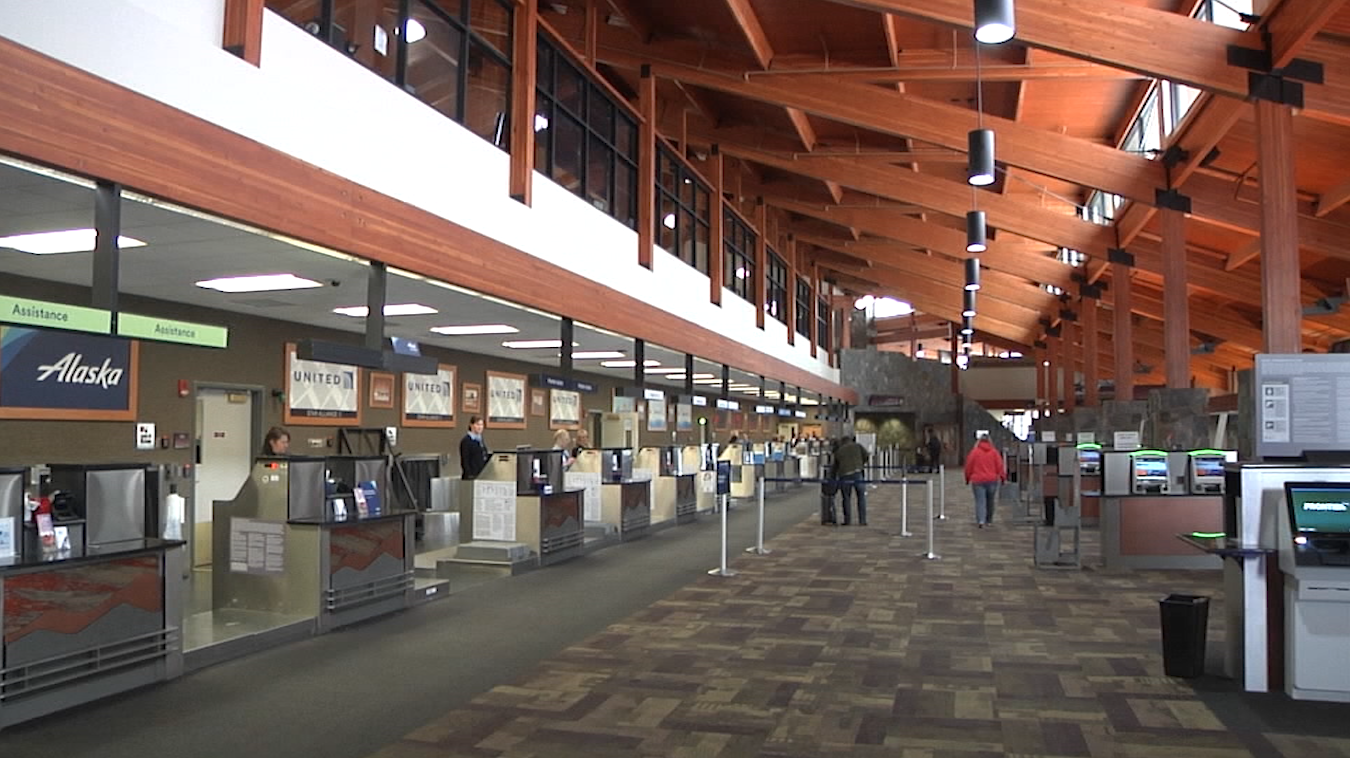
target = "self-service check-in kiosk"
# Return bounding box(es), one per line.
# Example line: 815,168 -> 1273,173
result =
1279,480 -> 1350,701
637,446 -> 697,525
456,450 -> 584,566
1130,450 -> 1171,494
1099,448 -> 1226,570
1188,449 -> 1236,495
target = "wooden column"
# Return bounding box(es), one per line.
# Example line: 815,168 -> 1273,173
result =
754,200 -> 767,329
785,235 -> 797,346
837,307 -> 850,349
1113,262 -> 1135,403
222,0 -> 264,66
1047,333 -> 1060,415
1160,208 -> 1190,388
1083,296 -> 1100,406
949,326 -> 960,394
1035,347 -> 1047,416
584,0 -> 598,64
709,146 -> 724,305
808,262 -> 819,358
826,304 -> 836,367
636,67 -> 656,270
1061,318 -> 1076,413
1256,99 -> 1302,354
508,0 -> 538,204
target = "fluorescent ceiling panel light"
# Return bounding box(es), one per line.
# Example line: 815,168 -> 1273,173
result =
430,324 -> 519,335
644,367 -> 688,374
503,339 -> 574,349
0,229 -> 145,255
196,273 -> 324,293
601,359 -> 660,368
572,351 -> 626,359
692,378 -> 723,384
333,303 -> 438,317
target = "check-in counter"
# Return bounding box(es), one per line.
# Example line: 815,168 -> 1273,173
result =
721,444 -> 757,500
636,447 -> 696,526
213,457 -> 418,632
1101,495 -> 1224,569
457,450 -> 584,565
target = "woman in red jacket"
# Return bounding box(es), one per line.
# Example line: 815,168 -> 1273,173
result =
964,434 -> 1006,528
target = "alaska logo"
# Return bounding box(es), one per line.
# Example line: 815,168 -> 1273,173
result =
35,352 -> 125,389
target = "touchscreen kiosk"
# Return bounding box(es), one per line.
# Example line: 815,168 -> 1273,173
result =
1285,481 -> 1350,566
1130,451 -> 1169,494
1188,451 -> 1229,495
1077,444 -> 1102,476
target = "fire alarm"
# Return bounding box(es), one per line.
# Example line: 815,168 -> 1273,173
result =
178,380 -> 190,398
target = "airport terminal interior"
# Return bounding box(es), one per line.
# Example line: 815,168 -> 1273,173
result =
2,0 -> 1350,755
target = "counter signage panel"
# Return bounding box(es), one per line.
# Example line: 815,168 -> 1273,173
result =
676,403 -> 693,432
550,388 -> 580,429
486,371 -> 527,429
0,326 -> 138,420
0,295 -> 110,334
285,343 -> 360,425
648,397 -> 668,431
402,364 -> 455,427
116,313 -> 228,348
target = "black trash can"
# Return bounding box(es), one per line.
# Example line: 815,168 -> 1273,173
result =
1159,594 -> 1209,678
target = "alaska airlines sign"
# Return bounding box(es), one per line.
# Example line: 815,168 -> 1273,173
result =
0,326 -> 138,420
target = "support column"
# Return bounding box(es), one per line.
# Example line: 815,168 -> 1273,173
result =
222,0 -> 264,65
1113,263 -> 1135,403
583,0 -> 598,64
949,325 -> 959,394
785,235 -> 797,346
709,146 -> 725,305
1256,99 -> 1302,354
808,263 -> 820,358
508,0 -> 538,204
1061,317 -> 1076,414
363,261 -> 387,351
1047,332 -> 1060,416
560,318 -> 574,378
636,66 -> 656,269
92,180 -> 121,313
1083,296 -> 1100,406
684,354 -> 694,395
1035,346 -> 1047,416
1161,208 -> 1190,388
754,200 -> 767,329
633,338 -> 646,388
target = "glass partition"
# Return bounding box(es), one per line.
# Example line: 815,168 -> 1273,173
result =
765,247 -> 787,323
723,209 -> 756,302
657,144 -> 711,275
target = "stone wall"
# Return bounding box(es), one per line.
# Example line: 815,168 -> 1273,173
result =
1143,388 -> 1212,450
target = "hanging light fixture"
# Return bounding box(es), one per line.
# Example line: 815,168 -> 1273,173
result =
965,257 -> 982,291
968,128 -> 995,186
974,0 -> 1016,44
962,290 -> 977,318
966,211 -> 987,253
961,316 -> 975,336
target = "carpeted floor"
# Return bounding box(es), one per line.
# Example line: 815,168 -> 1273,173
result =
369,479 -> 1350,758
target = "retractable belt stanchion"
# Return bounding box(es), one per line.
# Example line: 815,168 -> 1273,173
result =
709,462 -> 736,577
900,480 -> 913,537
921,479 -> 940,560
746,477 -> 770,555
938,464 -> 947,520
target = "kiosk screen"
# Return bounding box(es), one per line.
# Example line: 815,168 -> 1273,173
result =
1193,458 -> 1225,478
1134,458 -> 1168,481
1285,482 -> 1350,536
1079,449 -> 1101,468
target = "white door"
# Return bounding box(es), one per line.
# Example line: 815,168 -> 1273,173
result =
193,388 -> 255,567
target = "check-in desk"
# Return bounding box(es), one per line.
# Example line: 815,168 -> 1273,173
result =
721,445 -> 757,500
594,448 -> 649,541
1100,450 -> 1231,569
457,451 -> 584,566
636,447 -> 696,526
213,457 -> 417,633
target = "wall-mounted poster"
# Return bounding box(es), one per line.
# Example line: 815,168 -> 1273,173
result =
369,372 -> 395,409
676,404 -> 693,432
530,388 -> 547,417
550,388 -> 580,429
402,364 -> 455,428
0,326 -> 139,421
284,342 -> 361,425
648,396 -> 667,432
486,371 -> 527,429
462,382 -> 482,414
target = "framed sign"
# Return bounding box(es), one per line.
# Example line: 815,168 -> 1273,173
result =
530,388 -> 547,417
485,371 -> 526,429
284,342 -> 361,426
550,388 -> 581,429
676,403 -> 693,432
402,364 -> 455,428
462,382 -> 482,414
0,326 -> 139,421
369,372 -> 395,409
647,397 -> 667,431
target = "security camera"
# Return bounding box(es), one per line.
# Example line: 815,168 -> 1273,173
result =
329,279 -> 341,287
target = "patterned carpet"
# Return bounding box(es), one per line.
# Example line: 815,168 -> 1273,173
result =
370,482 -> 1350,758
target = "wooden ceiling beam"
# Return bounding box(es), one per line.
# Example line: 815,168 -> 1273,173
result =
605,54 -> 1164,204
825,270 -> 1032,343
1314,176 -> 1350,218
602,0 -> 655,43
1267,0 -> 1350,69
752,60 -> 1141,83
723,0 -> 775,69
1223,237 -> 1262,272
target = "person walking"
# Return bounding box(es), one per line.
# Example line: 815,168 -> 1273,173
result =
964,434 -> 1006,528
819,439 -> 838,525
833,435 -> 870,526
925,428 -> 943,474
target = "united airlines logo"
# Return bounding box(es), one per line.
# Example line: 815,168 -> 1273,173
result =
35,352 -> 125,389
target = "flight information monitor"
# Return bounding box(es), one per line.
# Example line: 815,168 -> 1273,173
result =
1285,482 -> 1350,537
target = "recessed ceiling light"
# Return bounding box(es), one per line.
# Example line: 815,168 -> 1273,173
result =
572,351 -> 627,360
0,229 -> 145,255
504,337 -> 572,348
601,359 -> 660,368
196,273 -> 324,293
333,303 -> 438,317
430,324 -> 520,336
692,378 -> 723,384
644,367 -> 687,374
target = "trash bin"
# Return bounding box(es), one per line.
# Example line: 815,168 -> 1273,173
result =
1159,594 -> 1209,678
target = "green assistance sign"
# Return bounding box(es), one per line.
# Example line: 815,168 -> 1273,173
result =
0,295 -> 112,334
116,313 -> 229,348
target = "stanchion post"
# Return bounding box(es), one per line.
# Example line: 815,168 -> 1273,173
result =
938,464 -> 947,520
746,477 -> 770,555
921,479 -> 940,560
900,479 -> 913,537
708,492 -> 737,577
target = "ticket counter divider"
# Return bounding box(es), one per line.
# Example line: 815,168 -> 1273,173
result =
450,450 -> 585,573
0,463 -> 185,731
636,446 -> 697,528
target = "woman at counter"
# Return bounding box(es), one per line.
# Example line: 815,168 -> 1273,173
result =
552,429 -> 574,470
262,426 -> 291,456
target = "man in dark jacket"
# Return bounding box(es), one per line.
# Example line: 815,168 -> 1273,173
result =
459,415 -> 490,480
925,429 -> 943,473
834,435 -> 870,525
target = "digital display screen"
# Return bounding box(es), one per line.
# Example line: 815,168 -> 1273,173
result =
1134,458 -> 1168,479
1192,458 -> 1225,478
1286,482 -> 1350,535
1079,450 -> 1101,465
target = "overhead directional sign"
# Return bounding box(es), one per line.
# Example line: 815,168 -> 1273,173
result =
0,295 -> 111,334
117,313 -> 229,348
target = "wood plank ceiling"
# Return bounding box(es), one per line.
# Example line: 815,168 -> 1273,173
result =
542,0 -> 1350,391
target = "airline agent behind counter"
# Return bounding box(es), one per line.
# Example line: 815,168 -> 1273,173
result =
261,426 -> 291,456
459,415 -> 490,479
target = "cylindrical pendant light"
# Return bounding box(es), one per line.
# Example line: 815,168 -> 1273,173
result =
974,0 -> 1016,44
961,316 -> 975,336
966,211 -> 987,253
965,257 -> 982,291
967,128 -> 995,186
962,290 -> 977,318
